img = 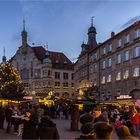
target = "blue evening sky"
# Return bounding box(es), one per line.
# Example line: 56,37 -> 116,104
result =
0,0 -> 140,62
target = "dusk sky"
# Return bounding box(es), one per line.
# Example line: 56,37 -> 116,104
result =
1,0 -> 140,62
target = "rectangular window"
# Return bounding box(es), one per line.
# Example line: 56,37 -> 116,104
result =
107,75 -> 111,83
134,46 -> 140,58
71,83 -> 74,87
102,47 -> 106,55
124,50 -> 129,61
55,82 -> 60,87
63,82 -> 68,88
123,70 -> 129,79
117,54 -> 121,64
55,72 -> 60,79
108,58 -> 112,67
108,44 -> 112,52
93,64 -> 97,73
34,69 -> 41,78
116,72 -> 121,81
135,29 -> 140,38
133,67 -> 139,77
102,60 -> 106,69
125,34 -> 130,44
23,82 -> 29,87
117,39 -> 122,47
101,76 -> 105,84
71,73 -> 74,80
63,73 -> 68,80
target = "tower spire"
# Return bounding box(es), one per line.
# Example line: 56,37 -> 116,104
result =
4,47 -> 5,56
21,19 -> 27,48
91,16 -> 94,27
23,19 -> 25,31
2,47 -> 6,63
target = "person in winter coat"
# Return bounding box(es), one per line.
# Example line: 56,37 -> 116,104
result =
0,106 -> 5,129
37,116 -> 60,139
80,107 -> 93,125
5,106 -> 13,133
75,123 -> 95,139
117,125 -> 138,140
22,111 -> 38,139
129,109 -> 140,136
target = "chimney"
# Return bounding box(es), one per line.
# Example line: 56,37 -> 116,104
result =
111,32 -> 115,38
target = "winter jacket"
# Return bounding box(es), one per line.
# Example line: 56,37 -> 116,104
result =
22,116 -> 38,139
37,119 -> 60,139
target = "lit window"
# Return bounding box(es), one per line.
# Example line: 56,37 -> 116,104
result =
108,58 -> 112,67
124,50 -> 129,61
125,34 -> 130,44
134,46 -> 140,58
107,75 -> 111,83
117,54 -> 121,64
123,70 -> 129,79
116,72 -> 121,81
133,67 -> 139,77
102,61 -> 106,69
117,39 -> 122,47
101,76 -> 105,84
102,47 -> 106,55
135,29 -> 140,38
108,44 -> 112,52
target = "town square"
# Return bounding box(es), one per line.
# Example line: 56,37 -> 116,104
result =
0,0 -> 140,139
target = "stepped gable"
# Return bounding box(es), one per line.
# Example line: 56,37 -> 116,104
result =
32,46 -> 74,70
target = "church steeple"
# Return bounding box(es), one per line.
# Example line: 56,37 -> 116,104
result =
87,17 -> 97,49
2,47 -> 6,63
21,19 -> 27,46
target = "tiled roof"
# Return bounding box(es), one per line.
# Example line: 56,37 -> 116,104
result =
32,46 -> 74,70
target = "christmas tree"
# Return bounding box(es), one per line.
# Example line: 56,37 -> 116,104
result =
0,62 -> 25,100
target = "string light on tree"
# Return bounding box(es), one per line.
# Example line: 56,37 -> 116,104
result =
0,62 -> 25,100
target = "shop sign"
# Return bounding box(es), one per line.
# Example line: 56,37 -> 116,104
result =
116,95 -> 132,100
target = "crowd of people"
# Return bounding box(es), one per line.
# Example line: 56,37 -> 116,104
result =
0,102 -> 140,139
76,105 -> 140,140
0,103 -> 70,139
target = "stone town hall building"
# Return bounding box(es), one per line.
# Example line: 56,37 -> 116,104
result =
75,20 -> 140,102
10,23 -> 74,98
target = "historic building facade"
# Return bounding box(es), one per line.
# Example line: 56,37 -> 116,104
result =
10,23 -> 74,98
75,20 -> 140,102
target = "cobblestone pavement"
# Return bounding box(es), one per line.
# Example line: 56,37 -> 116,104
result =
0,119 -> 138,140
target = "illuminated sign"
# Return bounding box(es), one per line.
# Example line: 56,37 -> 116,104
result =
116,95 -> 132,100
